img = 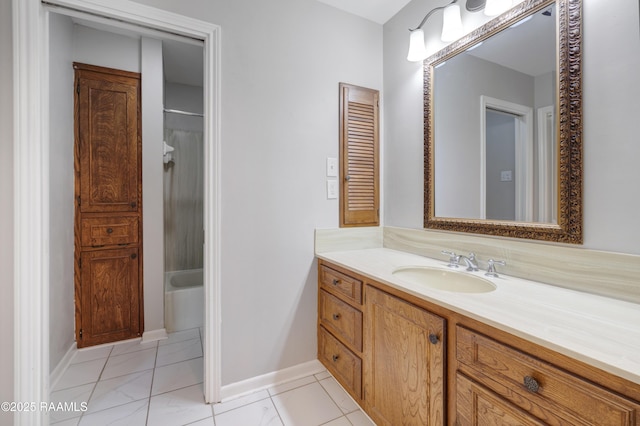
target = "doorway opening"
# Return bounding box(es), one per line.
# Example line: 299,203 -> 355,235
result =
480,95 -> 533,222
162,41 -> 205,333
13,2 -> 221,418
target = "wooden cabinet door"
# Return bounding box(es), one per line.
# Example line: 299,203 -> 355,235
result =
364,286 -> 445,425
78,248 -> 141,347
339,83 -> 379,227
76,64 -> 140,213
74,63 -> 143,348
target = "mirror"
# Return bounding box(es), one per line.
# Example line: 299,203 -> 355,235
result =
424,0 -> 582,243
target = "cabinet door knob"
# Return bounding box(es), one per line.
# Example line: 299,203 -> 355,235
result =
332,354 -> 340,362
332,279 -> 340,286
130,253 -> 137,260
332,313 -> 341,320
428,333 -> 439,345
106,227 -> 113,234
130,202 -> 137,208
523,376 -> 540,393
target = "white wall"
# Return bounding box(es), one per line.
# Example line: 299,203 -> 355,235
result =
384,0 -> 640,255
132,0 -> 383,385
49,13 -> 76,373
0,1 -> 14,423
73,24 -> 140,73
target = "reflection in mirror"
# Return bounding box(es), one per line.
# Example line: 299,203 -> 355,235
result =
424,0 -> 582,243
433,4 -> 556,223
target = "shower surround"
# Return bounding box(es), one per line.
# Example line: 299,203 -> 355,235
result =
164,128 -> 204,331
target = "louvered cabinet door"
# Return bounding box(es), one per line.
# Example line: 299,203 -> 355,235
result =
339,83 -> 379,227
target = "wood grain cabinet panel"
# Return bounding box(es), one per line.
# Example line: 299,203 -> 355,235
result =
79,248 -> 141,346
364,285 -> 445,426
319,289 -> 363,352
317,262 -> 364,403
81,216 -> 139,247
319,326 -> 362,400
456,326 -> 640,425
76,69 -> 140,213
319,265 -> 362,305
456,372 -> 546,426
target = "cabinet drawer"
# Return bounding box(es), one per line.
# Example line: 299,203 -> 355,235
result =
319,290 -> 362,352
319,326 -> 362,400
456,372 -> 546,426
81,217 -> 139,247
457,326 -> 640,426
319,265 -> 362,305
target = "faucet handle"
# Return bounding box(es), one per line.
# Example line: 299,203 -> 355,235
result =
441,250 -> 460,268
485,259 -> 506,277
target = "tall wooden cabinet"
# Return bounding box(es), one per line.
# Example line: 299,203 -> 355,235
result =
74,63 -> 143,348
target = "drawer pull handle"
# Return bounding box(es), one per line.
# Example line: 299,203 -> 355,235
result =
523,376 -> 540,393
332,354 -> 340,362
428,333 -> 439,345
332,313 -> 341,320
106,227 -> 113,234
332,279 -> 340,286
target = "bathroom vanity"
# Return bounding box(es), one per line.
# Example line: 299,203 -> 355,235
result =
316,248 -> 640,425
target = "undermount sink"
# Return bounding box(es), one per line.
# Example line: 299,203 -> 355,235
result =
392,266 -> 496,294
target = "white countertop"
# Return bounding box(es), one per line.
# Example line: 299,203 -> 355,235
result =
317,248 -> 640,386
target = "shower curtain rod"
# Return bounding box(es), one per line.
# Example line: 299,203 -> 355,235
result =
163,108 -> 204,117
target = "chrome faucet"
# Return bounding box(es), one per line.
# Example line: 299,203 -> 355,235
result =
458,252 -> 479,272
441,251 -> 479,271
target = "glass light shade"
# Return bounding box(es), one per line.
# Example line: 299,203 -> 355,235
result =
441,4 -> 464,42
484,0 -> 512,16
407,29 -> 428,62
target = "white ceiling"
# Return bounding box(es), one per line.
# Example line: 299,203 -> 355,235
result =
315,0 -> 413,24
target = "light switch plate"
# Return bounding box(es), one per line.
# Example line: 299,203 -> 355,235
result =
500,170 -> 513,182
327,180 -> 338,199
327,157 -> 338,177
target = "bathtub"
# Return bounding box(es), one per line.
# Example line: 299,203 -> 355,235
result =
165,268 -> 203,333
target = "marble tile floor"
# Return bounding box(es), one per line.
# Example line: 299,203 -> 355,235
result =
51,328 -> 375,426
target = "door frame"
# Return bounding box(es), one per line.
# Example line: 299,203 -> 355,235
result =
480,95 -> 534,221
12,0 -> 222,420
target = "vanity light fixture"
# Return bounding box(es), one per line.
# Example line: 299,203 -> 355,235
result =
441,3 -> 464,42
407,0 -> 515,62
407,0 -> 464,61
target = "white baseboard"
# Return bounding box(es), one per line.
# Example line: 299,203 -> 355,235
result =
220,359 -> 326,402
50,342 -> 77,391
142,328 -> 168,343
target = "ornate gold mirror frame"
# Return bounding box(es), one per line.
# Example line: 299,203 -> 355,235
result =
424,0 -> 582,243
